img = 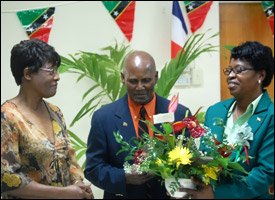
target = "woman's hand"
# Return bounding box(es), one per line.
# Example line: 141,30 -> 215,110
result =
74,181 -> 94,199
63,184 -> 93,199
178,178 -> 214,199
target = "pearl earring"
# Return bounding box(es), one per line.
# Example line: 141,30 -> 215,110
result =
258,79 -> 261,84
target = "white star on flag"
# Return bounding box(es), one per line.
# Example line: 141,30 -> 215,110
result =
113,11 -> 119,16
43,14 -> 48,20
27,27 -> 34,33
188,4 -> 193,11
267,9 -> 272,16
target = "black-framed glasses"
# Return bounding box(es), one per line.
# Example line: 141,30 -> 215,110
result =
223,65 -> 254,76
39,67 -> 59,75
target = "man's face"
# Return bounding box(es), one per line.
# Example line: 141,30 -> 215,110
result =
122,62 -> 158,105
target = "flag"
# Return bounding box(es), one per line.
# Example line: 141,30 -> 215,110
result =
184,1 -> 213,33
17,7 -> 55,43
171,1 -> 188,58
261,1 -> 274,36
102,1 -> 135,42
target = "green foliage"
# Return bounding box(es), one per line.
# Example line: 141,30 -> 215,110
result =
155,31 -> 218,98
67,129 -> 87,169
114,114 -> 248,184
59,43 -> 129,127
59,32 -> 218,165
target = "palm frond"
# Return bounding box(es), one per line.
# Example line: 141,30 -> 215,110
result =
155,31 -> 218,98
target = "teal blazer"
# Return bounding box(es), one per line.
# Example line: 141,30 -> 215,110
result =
204,91 -> 274,199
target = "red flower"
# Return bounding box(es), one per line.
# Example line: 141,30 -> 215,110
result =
133,149 -> 147,164
217,146 -> 233,158
213,138 -> 233,157
155,134 -> 166,142
182,116 -> 199,129
172,121 -> 186,132
213,138 -> 221,145
190,126 -> 206,138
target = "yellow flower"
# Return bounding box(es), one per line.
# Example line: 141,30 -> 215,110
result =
52,120 -> 62,134
168,146 -> 192,168
2,173 -> 21,187
156,158 -> 162,166
202,165 -> 219,184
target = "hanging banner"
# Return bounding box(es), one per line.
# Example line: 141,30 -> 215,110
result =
102,1 -> 135,42
171,1 -> 189,58
183,1 -> 213,33
261,1 -> 274,36
16,7 -> 55,43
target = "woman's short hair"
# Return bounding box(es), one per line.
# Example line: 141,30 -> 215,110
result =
10,39 -> 61,85
230,41 -> 274,88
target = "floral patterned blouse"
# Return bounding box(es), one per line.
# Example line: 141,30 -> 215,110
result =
1,101 -> 84,198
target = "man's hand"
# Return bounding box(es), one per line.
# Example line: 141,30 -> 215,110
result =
125,173 -> 154,185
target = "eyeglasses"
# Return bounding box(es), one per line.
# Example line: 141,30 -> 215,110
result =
39,67 -> 59,75
223,65 -> 254,76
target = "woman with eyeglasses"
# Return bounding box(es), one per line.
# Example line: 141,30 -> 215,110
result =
1,39 -> 93,199
178,41 -> 274,199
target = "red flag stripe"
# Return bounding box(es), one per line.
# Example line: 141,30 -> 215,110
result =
171,41 -> 183,59
30,17 -> 53,43
116,1 -> 135,41
187,1 -> 213,33
268,15 -> 274,35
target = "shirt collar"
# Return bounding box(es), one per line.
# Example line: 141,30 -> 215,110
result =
227,93 -> 263,122
128,93 -> 156,119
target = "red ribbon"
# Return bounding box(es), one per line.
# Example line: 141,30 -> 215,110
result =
243,146 -> 250,165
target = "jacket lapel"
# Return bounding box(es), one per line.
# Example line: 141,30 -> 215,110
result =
247,92 -> 271,137
113,95 -> 136,142
229,92 -> 271,161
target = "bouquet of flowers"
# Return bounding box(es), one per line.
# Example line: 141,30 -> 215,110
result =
113,95 -> 249,196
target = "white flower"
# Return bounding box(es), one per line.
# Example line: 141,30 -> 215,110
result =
226,122 -> 253,148
123,162 -> 144,174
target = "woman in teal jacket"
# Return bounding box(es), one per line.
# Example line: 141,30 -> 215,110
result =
184,41 -> 274,199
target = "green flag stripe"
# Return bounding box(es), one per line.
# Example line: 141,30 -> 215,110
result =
184,1 -> 193,6
17,8 -> 46,26
26,8 -> 55,36
184,1 -> 207,13
102,1 -> 120,12
261,1 -> 274,10
110,1 -> 131,20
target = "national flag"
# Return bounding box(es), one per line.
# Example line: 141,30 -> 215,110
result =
261,1 -> 274,36
102,1 -> 135,42
17,7 -> 55,43
171,1 -> 188,58
184,1 -> 213,33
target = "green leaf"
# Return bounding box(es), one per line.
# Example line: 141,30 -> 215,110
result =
228,162 -> 248,174
112,73 -> 121,100
99,64 -> 108,88
68,129 -> 87,147
118,84 -> 127,98
107,74 -> 115,93
76,149 -> 86,161
162,123 -> 173,135
82,84 -> 100,100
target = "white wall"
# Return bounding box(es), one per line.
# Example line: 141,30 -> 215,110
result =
1,1 -> 220,198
